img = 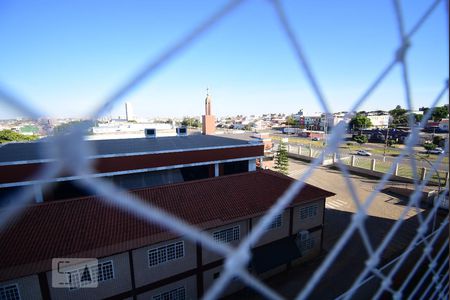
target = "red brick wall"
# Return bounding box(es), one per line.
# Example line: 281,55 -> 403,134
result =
202,115 -> 215,135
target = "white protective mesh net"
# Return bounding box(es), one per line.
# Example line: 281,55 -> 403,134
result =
0,0 -> 448,299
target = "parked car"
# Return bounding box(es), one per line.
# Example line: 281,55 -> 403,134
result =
312,137 -> 320,141
427,147 -> 444,154
356,150 -> 372,156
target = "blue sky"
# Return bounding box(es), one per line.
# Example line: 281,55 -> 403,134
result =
0,0 -> 448,119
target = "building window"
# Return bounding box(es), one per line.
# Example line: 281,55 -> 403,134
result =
153,286 -> 185,300
148,241 -> 184,267
213,226 -> 240,243
300,205 -> 318,220
69,261 -> 114,290
266,214 -> 282,230
298,230 -> 314,252
0,284 -> 20,300
97,261 -> 114,282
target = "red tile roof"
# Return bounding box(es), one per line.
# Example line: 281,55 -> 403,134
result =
0,170 -> 334,281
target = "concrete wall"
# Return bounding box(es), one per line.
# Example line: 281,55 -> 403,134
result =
251,210 -> 290,247
287,152 -> 334,166
202,220 -> 249,265
132,238 -> 197,287
47,253 -> 132,300
137,275 -> 197,300
292,199 -> 324,233
0,275 -> 42,300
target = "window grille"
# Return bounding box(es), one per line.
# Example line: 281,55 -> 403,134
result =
266,214 -> 282,230
68,261 -> 113,290
0,284 -> 20,300
97,261 -> 114,282
153,286 -> 186,300
213,226 -> 240,243
148,241 -> 185,267
300,205 -> 318,220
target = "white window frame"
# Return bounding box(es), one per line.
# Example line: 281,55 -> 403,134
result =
68,260 -> 114,290
0,283 -> 21,300
152,286 -> 186,300
148,241 -> 185,267
212,225 -> 240,243
299,204 -> 318,220
266,214 -> 282,230
97,260 -> 115,282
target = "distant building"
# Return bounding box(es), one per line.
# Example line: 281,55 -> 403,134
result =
425,120 -> 440,132
366,111 -> 392,129
202,91 -> 215,135
125,102 -> 134,121
325,112 -> 352,129
439,118 -> 449,132
300,114 -> 323,131
293,109 -> 304,121
91,121 -> 173,137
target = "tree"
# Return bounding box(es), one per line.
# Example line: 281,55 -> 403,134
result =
417,105 -> 448,122
433,136 -> 444,147
0,130 -> 39,143
387,139 -> 396,147
350,114 -> 372,130
431,106 -> 449,121
243,124 -> 253,131
274,141 -> 289,175
181,117 -> 201,128
285,115 -> 298,126
413,113 -> 423,123
389,107 -> 408,127
353,135 -> 368,146
423,143 -> 436,151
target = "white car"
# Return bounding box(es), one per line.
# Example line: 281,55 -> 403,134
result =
427,148 -> 444,154
356,150 -> 372,156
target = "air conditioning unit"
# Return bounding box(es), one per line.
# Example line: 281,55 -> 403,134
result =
176,127 -> 187,136
297,230 -> 310,241
145,128 -> 156,138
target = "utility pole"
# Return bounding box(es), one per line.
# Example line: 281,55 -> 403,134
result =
383,126 -> 390,162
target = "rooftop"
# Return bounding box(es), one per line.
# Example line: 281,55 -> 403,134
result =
0,134 -> 256,164
0,170 -> 334,280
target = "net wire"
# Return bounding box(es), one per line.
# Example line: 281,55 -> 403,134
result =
0,0 -> 448,299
